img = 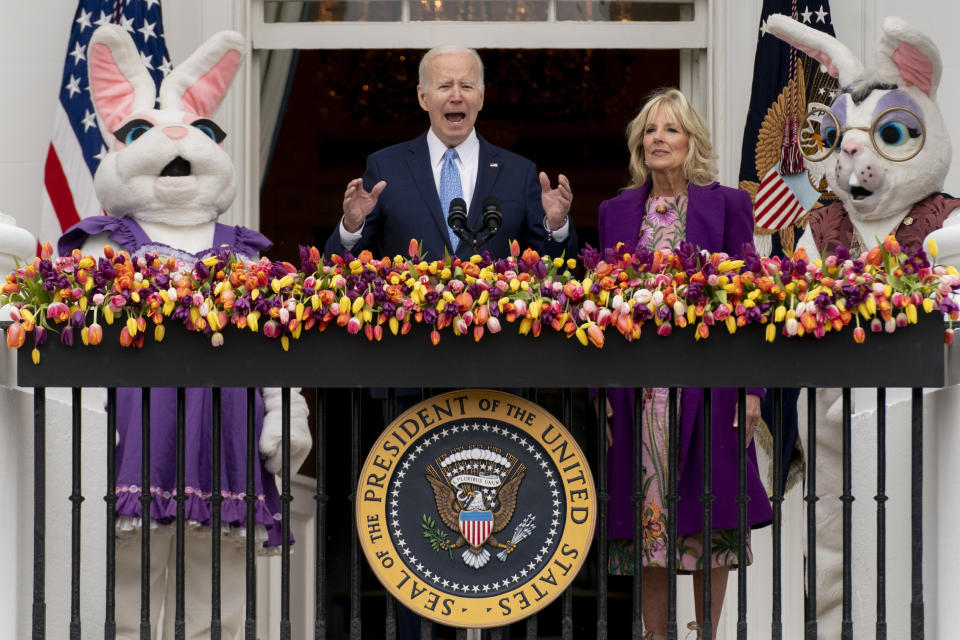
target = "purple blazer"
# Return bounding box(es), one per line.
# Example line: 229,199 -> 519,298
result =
598,179 -> 772,537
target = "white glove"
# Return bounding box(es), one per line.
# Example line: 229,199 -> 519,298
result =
259,387 -> 312,475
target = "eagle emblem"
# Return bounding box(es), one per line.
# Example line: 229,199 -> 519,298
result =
423,446 -> 535,569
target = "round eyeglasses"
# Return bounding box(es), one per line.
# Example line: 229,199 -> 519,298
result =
798,106 -> 926,162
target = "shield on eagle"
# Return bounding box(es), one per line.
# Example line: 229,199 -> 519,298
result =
459,510 -> 493,547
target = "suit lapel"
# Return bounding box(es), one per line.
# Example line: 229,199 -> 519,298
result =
468,136 -> 501,231
406,135 -> 453,250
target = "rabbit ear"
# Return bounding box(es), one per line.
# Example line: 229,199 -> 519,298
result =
158,31 -> 244,117
876,16 -> 942,97
88,24 -> 159,142
766,14 -> 864,86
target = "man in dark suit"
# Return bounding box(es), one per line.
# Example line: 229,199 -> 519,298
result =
325,44 -> 577,261
326,46 -> 576,640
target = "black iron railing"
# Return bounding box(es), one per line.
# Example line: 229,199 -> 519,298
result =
10,315 -> 955,639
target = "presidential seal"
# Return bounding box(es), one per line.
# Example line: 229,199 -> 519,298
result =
356,390 -> 596,628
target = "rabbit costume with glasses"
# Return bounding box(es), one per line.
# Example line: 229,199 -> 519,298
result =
57,25 -> 311,639
767,14 -> 959,635
768,14 -> 960,258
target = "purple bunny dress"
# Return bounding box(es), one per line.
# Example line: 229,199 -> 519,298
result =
59,216 -> 285,550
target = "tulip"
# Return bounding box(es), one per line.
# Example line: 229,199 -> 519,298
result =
210,332 -> 224,347
84,322 -> 103,346
853,326 -> 866,343
408,238 -> 420,258
946,328 -> 955,345
347,317 -> 362,335
762,322 -> 774,343
119,327 -> 132,347
574,325 -> 588,346
486,316 -> 501,334
430,329 -> 441,346
263,319 -> 282,338
5,323 -> 25,349
31,348 -> 40,365
785,317 -> 798,336
906,303 -> 918,324
364,324 -> 374,341
473,325 -> 484,342
46,302 -> 70,323
587,323 -> 604,348
727,316 -> 738,335
657,322 -> 672,337
281,335 -> 290,351
882,236 -> 901,255
885,317 -> 897,333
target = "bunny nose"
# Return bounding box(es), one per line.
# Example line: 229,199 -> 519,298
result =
841,138 -> 863,156
163,126 -> 188,140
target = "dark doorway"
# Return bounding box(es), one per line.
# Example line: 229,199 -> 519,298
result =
259,48 -> 680,263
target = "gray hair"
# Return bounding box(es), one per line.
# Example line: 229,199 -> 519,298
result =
418,45 -> 484,88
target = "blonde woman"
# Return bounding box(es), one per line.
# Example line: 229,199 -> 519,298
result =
597,88 -> 772,639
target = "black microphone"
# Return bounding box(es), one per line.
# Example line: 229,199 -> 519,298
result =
447,197 -> 468,232
474,195 -> 503,249
481,195 -> 502,231
447,197 -> 471,247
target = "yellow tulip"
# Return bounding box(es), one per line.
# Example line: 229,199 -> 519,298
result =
126,316 -> 138,337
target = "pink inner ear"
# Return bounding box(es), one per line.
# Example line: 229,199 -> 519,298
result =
180,50 -> 241,117
89,42 -> 138,134
792,41 -> 840,79
892,41 -> 934,95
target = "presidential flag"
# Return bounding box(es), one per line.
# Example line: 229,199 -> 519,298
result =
41,0 -> 170,248
738,0 -> 838,254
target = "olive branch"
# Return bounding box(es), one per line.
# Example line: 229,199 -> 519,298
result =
422,514 -> 453,559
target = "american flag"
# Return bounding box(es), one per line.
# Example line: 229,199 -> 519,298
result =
42,0 -> 170,248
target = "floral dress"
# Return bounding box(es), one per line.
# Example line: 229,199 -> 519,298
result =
608,192 -> 753,574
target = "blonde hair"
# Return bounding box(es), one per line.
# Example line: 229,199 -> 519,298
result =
625,87 -> 718,189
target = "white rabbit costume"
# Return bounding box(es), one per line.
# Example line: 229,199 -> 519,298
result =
56,25 -> 311,639
767,15 -> 960,636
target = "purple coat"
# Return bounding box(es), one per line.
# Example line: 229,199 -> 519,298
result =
598,179 -> 772,537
